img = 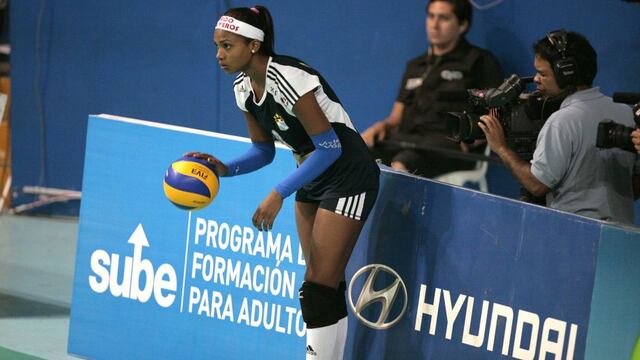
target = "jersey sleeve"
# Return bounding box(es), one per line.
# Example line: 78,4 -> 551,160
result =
233,74 -> 250,112
269,64 -> 321,111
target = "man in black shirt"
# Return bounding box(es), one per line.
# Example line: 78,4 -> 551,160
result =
362,0 -> 503,177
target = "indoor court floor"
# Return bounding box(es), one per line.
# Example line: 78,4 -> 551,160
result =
0,214 -> 80,360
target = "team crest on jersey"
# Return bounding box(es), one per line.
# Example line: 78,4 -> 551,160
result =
274,113 -> 289,131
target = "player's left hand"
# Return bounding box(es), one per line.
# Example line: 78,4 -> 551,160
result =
183,151 -> 228,176
252,190 -> 283,231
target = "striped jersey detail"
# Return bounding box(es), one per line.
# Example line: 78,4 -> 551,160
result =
233,73 -> 245,86
268,67 -> 301,103
266,69 -> 298,105
335,192 -> 366,220
233,55 -> 357,132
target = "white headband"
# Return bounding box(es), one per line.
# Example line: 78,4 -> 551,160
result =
215,15 -> 265,42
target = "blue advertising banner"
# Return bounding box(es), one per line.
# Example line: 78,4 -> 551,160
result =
585,224 -> 640,359
345,174 -> 600,360
69,114 -> 640,360
69,115 -> 305,359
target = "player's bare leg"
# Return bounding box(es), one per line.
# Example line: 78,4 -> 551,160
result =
296,202 -> 362,360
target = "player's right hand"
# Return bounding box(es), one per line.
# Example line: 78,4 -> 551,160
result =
183,151 -> 228,177
252,189 -> 283,232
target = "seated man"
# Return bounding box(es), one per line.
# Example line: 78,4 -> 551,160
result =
362,0 -> 502,178
480,29 -> 639,224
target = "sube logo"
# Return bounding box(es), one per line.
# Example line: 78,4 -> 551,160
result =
88,224 -> 178,308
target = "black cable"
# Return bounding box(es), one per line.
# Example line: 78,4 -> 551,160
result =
376,139 -> 502,164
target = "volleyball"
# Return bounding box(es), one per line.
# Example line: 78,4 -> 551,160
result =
163,156 -> 219,210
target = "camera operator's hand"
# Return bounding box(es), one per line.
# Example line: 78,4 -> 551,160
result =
632,129 -> 640,154
362,121 -> 389,148
362,103 -> 404,148
478,114 -> 508,154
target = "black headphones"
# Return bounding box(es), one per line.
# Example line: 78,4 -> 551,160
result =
545,29 -> 578,88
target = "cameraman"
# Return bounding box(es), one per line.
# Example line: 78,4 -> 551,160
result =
479,30 -> 639,224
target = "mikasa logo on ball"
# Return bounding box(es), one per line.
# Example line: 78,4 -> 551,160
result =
191,165 -> 211,180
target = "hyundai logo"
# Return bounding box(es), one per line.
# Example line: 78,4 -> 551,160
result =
348,264 -> 408,330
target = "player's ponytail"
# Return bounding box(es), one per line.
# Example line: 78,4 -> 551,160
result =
253,5 -> 275,56
223,5 -> 276,56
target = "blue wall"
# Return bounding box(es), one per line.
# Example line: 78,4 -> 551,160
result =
10,0 -> 640,215
69,115 -> 640,359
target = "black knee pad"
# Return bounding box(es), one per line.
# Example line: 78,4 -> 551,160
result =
336,280 -> 347,319
299,281 -> 340,329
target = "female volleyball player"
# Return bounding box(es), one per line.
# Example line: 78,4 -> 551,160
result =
187,5 -> 379,360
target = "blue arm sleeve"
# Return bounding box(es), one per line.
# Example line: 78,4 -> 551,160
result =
224,141 -> 276,177
274,128 -> 342,198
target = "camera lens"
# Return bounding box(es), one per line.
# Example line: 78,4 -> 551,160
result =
446,111 -> 485,143
596,121 -> 635,152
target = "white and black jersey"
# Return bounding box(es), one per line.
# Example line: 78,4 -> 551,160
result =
233,55 -> 379,200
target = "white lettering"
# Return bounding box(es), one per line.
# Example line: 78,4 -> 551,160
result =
414,285 -> 440,335
108,254 -> 132,298
188,287 -> 233,320
230,225 -> 242,252
87,224 -> 177,308
130,255 -> 154,302
154,263 -> 177,307
462,297 -> 489,347
539,318 -> 566,359
566,324 -> 578,359
194,217 -> 207,245
188,286 -> 201,313
207,219 -> 218,247
190,255 -> 296,299
193,218 -> 299,266
443,290 -> 466,340
89,249 -> 110,293
412,285 -> 579,359
237,297 -> 250,326
487,303 -> 514,355
512,310 -> 540,359
218,222 -> 230,249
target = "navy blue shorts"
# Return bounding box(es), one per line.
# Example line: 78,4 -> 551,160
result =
296,188 -> 378,222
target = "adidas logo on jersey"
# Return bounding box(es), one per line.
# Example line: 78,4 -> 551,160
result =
306,345 -> 317,356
